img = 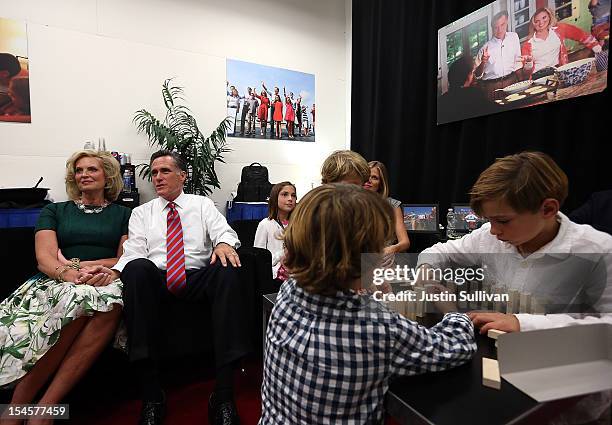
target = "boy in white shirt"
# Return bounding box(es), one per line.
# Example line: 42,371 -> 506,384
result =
417,151 -> 612,333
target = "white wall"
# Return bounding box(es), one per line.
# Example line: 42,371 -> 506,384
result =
0,0 -> 349,210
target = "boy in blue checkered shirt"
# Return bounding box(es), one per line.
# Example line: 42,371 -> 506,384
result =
260,183 -> 476,425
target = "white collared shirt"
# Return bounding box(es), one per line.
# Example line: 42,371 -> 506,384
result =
529,30 -> 562,72
418,213 -> 612,330
113,192 -> 240,272
475,32 -> 523,80
254,218 -> 285,276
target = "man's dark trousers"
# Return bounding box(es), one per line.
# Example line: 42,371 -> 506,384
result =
121,258 -> 251,368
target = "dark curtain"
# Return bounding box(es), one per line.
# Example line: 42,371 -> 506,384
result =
351,0 -> 609,214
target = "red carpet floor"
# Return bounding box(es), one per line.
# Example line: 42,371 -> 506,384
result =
68,360 -> 262,425
66,358 -> 400,425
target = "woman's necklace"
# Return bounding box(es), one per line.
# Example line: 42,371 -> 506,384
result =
74,198 -> 109,214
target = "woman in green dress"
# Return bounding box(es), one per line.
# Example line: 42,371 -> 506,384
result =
0,150 -> 130,423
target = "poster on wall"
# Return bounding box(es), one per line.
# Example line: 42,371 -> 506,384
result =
0,17 -> 30,123
226,59 -> 315,142
437,0 -> 609,125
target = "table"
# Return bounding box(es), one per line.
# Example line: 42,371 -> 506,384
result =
385,330 -> 587,425
261,293 -> 584,425
226,201 -> 268,223
546,69 -> 607,103
0,208 -> 42,228
508,68 -> 607,110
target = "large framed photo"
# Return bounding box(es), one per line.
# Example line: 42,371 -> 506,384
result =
226,59 -> 315,142
1,16 -> 30,123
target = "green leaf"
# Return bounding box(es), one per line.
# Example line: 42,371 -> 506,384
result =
3,347 -> 25,360
133,79 -> 231,195
0,314 -> 16,325
47,329 -> 61,346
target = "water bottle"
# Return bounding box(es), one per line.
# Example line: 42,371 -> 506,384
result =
98,137 -> 107,152
123,168 -> 132,191
446,208 -> 457,240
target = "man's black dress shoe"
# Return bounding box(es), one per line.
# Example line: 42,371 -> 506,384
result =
139,395 -> 166,425
208,392 -> 240,425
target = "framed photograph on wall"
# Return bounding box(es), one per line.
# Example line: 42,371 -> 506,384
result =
1,16 -> 30,123
226,59 -> 315,142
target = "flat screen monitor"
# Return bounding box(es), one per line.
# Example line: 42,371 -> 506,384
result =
402,204 -> 439,233
452,204 -> 485,232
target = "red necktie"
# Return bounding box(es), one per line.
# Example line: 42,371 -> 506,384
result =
166,202 -> 186,294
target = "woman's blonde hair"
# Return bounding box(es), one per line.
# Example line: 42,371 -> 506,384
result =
368,160 -> 390,198
321,150 -> 370,184
528,7 -> 557,39
469,151 -> 568,216
65,150 -> 123,201
284,183 -> 394,296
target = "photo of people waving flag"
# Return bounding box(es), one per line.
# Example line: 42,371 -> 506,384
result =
226,59 -> 315,142
437,0 -> 609,124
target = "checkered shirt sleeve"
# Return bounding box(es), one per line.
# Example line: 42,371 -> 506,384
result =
260,280 -> 476,424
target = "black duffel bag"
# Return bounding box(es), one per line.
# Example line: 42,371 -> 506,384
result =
235,162 -> 273,202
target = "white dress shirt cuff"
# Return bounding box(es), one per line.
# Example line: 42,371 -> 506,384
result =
112,257 -> 130,273
216,236 -> 241,250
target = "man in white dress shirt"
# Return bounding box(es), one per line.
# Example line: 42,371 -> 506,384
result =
111,150 -> 246,425
474,10 -> 525,100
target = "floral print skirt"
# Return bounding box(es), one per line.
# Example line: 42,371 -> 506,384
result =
0,273 -> 123,387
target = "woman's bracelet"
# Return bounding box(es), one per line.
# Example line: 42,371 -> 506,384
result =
54,258 -> 81,282
70,258 -> 81,271
55,265 -> 72,283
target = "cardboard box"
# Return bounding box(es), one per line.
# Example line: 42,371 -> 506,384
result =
498,324 -> 612,402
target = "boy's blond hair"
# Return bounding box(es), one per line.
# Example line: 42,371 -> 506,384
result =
284,183 -> 393,296
321,150 -> 370,184
470,151 -> 568,215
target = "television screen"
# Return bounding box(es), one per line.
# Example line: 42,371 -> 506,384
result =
452,204 -> 486,232
437,0 -> 609,125
402,204 -> 439,233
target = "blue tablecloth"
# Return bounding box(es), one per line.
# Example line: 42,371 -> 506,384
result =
226,202 -> 268,223
0,208 -> 42,228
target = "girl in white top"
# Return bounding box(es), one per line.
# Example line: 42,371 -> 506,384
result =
254,181 -> 297,279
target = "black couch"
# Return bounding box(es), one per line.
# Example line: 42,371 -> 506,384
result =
1,226 -> 273,403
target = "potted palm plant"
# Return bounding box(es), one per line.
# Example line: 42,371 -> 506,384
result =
134,79 -> 231,196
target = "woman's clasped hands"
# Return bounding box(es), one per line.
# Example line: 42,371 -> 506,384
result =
57,249 -> 116,286
75,265 -> 117,286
